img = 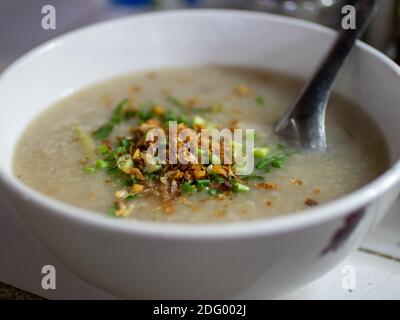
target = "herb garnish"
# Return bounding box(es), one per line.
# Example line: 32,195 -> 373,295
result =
83,98 -> 293,217
255,148 -> 294,172
94,99 -> 131,139
256,96 -> 265,106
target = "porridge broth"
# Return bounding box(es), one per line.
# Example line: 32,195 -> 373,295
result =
13,66 -> 389,223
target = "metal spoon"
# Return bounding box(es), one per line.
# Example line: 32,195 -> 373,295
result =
275,0 -> 377,151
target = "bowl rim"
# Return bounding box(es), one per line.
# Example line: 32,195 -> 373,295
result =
1,9 -> 400,239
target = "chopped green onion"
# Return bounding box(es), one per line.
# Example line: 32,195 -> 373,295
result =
131,176 -> 138,184
83,167 -> 96,174
125,194 -> 138,201
180,182 -> 196,193
110,99 -> 129,123
208,173 -> 225,183
146,163 -> 162,174
197,180 -> 210,186
107,168 -> 133,186
271,154 -> 288,168
114,146 -> 126,155
193,115 -> 206,127
114,177 -> 133,187
120,138 -> 132,148
233,182 -> 250,192
178,114 -> 190,125
207,189 -> 220,196
242,173 -> 264,181
107,205 -> 118,217
138,109 -> 153,122
256,148 -> 291,171
254,147 -> 270,159
256,96 -> 265,106
164,110 -> 178,122
192,115 -> 215,129
256,157 -> 273,170
97,143 -> 110,155
96,159 -> 109,170
145,172 -> 160,181
196,179 -> 210,192
117,155 -> 133,172
74,126 -> 96,159
94,123 -> 114,140
94,99 -> 129,139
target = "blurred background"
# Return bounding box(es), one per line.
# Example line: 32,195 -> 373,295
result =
0,0 -> 399,67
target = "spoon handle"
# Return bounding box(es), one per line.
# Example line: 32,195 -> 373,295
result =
275,0 -> 377,151
308,0 -> 376,99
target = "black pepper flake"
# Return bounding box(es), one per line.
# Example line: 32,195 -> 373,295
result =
305,198 -> 319,206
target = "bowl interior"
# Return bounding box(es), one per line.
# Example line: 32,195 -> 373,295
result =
0,10 -> 400,227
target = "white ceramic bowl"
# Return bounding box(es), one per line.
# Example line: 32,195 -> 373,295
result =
1,10 -> 400,299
